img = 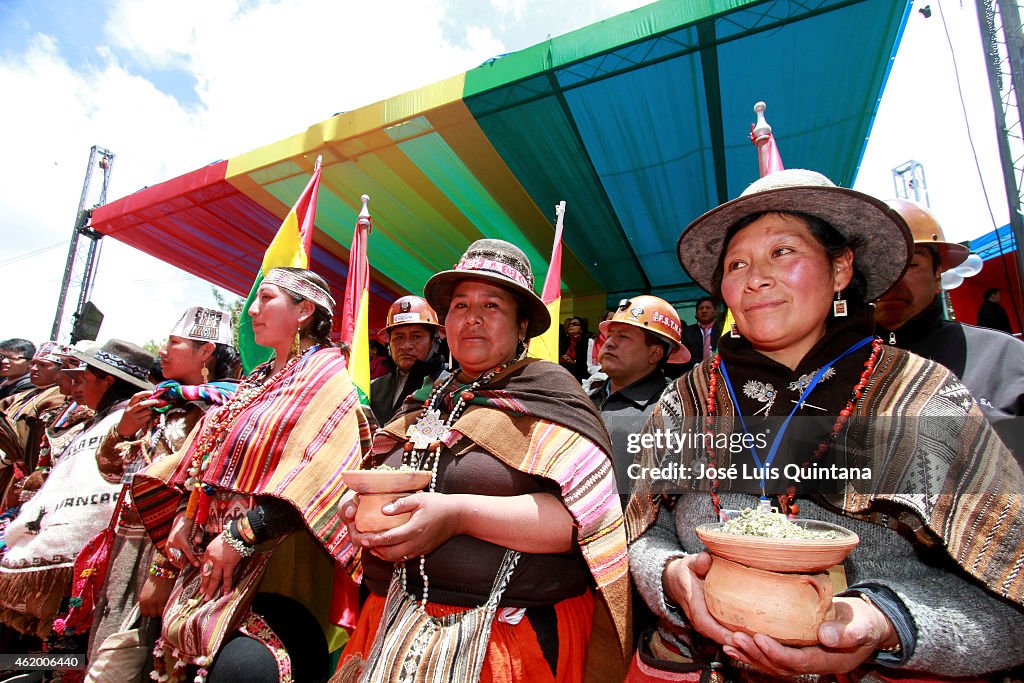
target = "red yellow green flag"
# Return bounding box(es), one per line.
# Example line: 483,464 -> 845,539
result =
338,195 -> 372,404
238,159 -> 322,373
528,201 -> 566,362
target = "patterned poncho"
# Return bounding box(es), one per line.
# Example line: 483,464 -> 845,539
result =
626,343 -> 1024,607
378,357 -> 631,680
133,347 -> 372,567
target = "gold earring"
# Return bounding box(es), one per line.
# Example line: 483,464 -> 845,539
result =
201,366 -> 210,383
291,329 -> 302,358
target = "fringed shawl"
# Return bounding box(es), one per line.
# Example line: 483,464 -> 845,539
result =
625,345 -> 1024,606
0,408 -> 124,637
378,358 -> 631,678
133,348 -> 372,567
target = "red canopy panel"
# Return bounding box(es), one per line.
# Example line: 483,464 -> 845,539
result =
91,160 -> 397,331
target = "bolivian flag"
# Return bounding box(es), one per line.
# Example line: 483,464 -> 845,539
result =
237,161 -> 323,373
529,201 -> 566,362
338,195 -> 372,405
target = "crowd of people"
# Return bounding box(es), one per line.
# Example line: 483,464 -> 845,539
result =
0,171 -> 1022,682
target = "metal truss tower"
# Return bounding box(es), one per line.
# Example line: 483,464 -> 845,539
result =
977,0 -> 1024,324
50,146 -> 115,342
891,160 -> 930,206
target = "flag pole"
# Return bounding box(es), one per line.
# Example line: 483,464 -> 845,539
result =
528,201 -> 566,362
750,101 -> 784,178
339,194 -> 373,404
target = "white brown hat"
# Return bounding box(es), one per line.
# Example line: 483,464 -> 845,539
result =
678,169 -> 914,302
424,239 -> 551,339
69,339 -> 154,390
170,306 -> 234,346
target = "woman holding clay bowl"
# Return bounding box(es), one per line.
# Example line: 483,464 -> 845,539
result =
337,239 -> 631,682
625,170 -> 1024,680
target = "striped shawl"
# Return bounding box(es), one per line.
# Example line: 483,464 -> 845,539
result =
133,347 -> 372,567
377,358 -> 631,678
625,344 -> 1024,605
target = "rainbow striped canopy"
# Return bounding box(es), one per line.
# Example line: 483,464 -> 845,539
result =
90,0 -> 912,329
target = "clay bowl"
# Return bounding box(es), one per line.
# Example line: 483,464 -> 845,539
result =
341,470 -> 431,534
353,493 -> 417,533
704,555 -> 836,646
340,470 -> 431,495
695,520 -> 859,573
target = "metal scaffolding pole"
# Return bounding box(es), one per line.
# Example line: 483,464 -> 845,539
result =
977,0 -> 1024,328
50,146 -> 115,342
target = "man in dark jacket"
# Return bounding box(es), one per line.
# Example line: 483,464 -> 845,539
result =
876,199 -> 1024,463
370,296 -> 446,425
589,295 -> 690,499
680,296 -> 722,372
977,288 -> 1014,334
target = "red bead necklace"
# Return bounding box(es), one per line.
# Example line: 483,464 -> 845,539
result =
704,338 -> 883,518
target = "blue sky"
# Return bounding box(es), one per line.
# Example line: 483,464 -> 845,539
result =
0,0 -> 1010,346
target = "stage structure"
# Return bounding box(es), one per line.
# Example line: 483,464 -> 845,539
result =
51,145 -> 114,343
977,0 -> 1024,328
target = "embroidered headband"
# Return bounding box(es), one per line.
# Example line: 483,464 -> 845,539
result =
263,268 -> 336,315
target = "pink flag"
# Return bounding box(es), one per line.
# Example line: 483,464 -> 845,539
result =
750,101 -> 784,177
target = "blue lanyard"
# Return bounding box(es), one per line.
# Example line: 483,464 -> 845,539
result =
718,336 -> 872,498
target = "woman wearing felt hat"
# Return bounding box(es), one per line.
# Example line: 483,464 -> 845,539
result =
336,239 -> 631,682
625,170 -> 1024,679
0,339 -> 153,648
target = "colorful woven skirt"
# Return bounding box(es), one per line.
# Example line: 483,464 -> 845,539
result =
338,590 -> 595,682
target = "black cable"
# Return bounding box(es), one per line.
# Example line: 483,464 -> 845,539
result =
938,0 -> 1024,327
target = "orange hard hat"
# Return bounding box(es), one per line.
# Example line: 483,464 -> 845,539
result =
599,295 -> 690,364
378,296 -> 441,343
884,199 -> 968,272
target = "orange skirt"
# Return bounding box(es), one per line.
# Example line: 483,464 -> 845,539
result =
338,590 -> 595,682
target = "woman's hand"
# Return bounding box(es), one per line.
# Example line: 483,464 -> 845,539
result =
199,532 -> 243,600
139,574 -> 175,617
116,391 -> 160,438
662,552 -> 734,645
721,595 -> 898,675
165,511 -> 202,569
343,492 -> 459,562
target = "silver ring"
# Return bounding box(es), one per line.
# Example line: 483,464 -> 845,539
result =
202,561 -> 213,576
168,548 -> 183,562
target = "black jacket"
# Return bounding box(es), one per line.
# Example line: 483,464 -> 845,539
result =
681,321 -> 723,372
977,299 -> 1013,334
369,353 -> 446,426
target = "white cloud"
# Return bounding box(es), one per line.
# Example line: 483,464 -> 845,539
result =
0,0 -> 538,348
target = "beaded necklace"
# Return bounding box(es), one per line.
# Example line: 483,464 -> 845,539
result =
183,345 -> 320,525
400,356 -> 519,608
703,338 -> 883,518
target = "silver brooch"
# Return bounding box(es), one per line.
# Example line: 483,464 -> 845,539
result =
406,409 -> 446,449
742,380 -> 777,416
787,366 -> 836,393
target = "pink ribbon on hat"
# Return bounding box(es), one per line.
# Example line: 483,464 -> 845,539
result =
455,256 -> 531,289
